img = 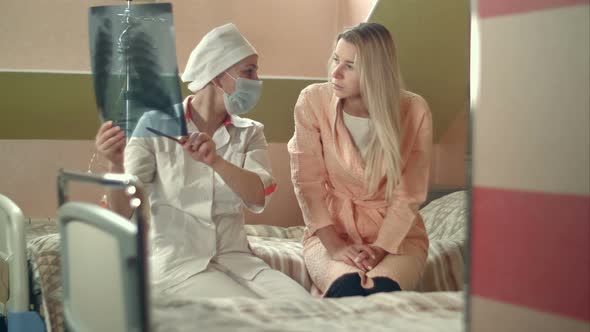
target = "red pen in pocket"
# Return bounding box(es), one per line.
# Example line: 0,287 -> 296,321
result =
145,127 -> 182,143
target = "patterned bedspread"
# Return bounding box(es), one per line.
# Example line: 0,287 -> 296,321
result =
27,233 -> 63,331
152,291 -> 464,332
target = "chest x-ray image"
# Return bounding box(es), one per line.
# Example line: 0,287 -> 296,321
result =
88,3 -> 187,139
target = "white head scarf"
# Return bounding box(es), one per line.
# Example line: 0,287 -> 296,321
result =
181,23 -> 257,92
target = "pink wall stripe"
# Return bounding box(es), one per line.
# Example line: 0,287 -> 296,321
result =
471,187 -> 590,321
478,0 -> 589,18
471,296 -> 590,332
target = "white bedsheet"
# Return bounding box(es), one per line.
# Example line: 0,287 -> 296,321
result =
152,291 -> 464,332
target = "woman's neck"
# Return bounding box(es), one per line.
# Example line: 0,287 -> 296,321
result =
189,86 -> 227,136
342,97 -> 369,118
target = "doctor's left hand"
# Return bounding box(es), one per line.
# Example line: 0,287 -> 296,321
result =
180,132 -> 219,166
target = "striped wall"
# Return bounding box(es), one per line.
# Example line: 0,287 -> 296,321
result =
0,0 -> 467,142
0,1 -> 469,222
470,0 -> 590,331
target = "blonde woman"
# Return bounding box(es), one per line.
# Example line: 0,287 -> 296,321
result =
288,22 -> 432,297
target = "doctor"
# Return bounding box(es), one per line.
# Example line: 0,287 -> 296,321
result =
95,23 -> 310,299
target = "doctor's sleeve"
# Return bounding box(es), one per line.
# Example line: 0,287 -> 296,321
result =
124,116 -> 158,188
242,123 -> 276,213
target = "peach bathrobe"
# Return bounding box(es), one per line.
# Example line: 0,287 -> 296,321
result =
288,83 -> 433,296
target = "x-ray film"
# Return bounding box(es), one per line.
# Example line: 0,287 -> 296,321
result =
88,3 -> 187,139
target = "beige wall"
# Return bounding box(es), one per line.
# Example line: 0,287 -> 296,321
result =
473,6 -> 589,195
431,111 -> 467,187
0,0 -> 346,78
338,0 -> 378,31
0,139 -> 306,225
0,138 -> 464,220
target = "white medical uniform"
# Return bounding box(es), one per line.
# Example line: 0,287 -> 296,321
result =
125,98 -> 309,299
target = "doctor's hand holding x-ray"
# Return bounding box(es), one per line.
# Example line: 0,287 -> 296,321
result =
181,132 -> 217,165
92,23 -> 311,300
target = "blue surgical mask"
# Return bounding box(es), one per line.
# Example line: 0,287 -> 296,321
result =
221,72 -> 263,115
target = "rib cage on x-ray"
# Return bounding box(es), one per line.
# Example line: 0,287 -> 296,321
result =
89,3 -> 186,139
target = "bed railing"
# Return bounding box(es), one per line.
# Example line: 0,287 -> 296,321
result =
0,194 -> 29,313
0,194 -> 46,331
57,169 -> 150,332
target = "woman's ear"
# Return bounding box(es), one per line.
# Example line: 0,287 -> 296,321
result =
211,75 -> 222,89
212,71 -> 229,89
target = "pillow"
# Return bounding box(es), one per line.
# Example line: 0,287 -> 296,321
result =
420,190 -> 467,242
417,190 -> 468,291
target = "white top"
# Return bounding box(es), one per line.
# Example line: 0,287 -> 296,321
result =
125,97 -> 276,290
342,110 -> 371,160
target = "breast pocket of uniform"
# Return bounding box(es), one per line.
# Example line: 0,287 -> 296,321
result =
155,151 -> 184,193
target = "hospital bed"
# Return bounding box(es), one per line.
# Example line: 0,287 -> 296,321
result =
3,170 -> 467,331
57,169 -> 150,332
0,170 -> 151,331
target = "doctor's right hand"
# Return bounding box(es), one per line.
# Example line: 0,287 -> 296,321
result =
95,121 -> 126,169
181,132 -> 219,166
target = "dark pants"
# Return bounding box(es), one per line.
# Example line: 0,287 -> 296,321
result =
324,273 -> 402,298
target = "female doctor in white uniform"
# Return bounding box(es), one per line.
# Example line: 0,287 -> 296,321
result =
95,23 -> 310,299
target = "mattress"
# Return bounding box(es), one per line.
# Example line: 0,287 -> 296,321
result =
152,290 -> 464,332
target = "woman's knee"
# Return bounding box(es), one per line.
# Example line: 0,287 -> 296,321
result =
363,277 -> 401,295
324,273 -> 365,298
324,274 -> 402,298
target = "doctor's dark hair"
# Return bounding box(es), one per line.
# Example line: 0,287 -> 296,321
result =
336,22 -> 404,200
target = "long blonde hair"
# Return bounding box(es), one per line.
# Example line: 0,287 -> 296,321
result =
337,23 -> 404,200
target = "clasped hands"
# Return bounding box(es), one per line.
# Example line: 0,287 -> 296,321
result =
331,243 -> 387,273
